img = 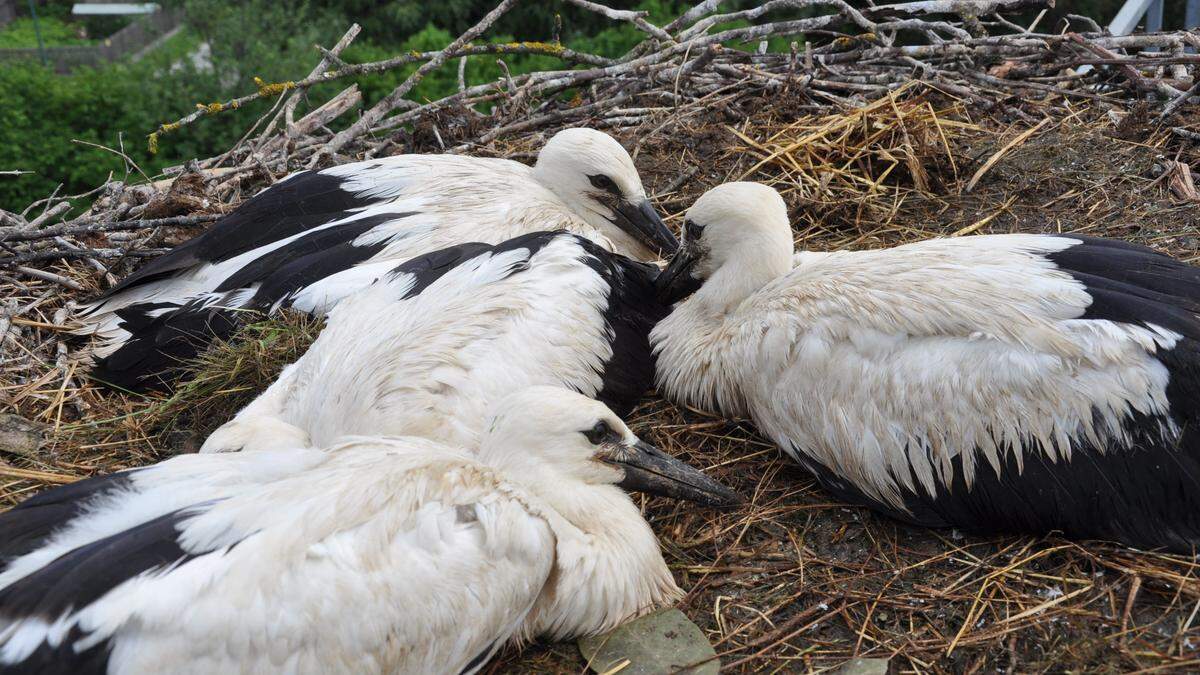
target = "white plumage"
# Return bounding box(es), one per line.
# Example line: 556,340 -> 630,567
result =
652,182 -> 1200,551
76,128 -> 676,391
200,231 -> 667,454
0,387 -> 735,674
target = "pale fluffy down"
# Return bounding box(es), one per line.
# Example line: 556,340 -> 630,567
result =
652,182 -> 1200,550
0,388 -> 683,674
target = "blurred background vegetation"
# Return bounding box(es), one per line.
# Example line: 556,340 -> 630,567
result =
0,0 -> 1156,211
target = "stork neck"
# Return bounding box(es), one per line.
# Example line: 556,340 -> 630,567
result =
476,437 -> 679,639
694,245 -> 790,315
523,485 -> 680,640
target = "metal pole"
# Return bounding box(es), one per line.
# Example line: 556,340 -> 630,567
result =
1144,0 -> 1163,32
1109,0 -> 1156,35
26,0 -> 46,66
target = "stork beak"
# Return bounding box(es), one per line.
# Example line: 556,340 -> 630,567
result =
613,199 -> 678,257
655,241 -> 703,304
614,440 -> 741,507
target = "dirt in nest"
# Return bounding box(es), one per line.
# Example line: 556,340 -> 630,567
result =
4,87 -> 1200,673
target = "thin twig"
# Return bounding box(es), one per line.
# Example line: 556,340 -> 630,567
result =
311,0 -> 522,164
0,214 -> 221,244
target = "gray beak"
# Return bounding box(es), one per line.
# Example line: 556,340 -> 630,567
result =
655,241 -> 702,304
613,199 -> 678,256
614,440 -> 741,507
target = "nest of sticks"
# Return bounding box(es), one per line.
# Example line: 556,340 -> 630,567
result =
3,0 -> 1200,671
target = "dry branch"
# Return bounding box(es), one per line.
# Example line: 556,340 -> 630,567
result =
63,0 -> 1180,186
0,214 -> 221,245
563,0 -> 674,42
3,0 -> 1194,281
312,0 -> 522,163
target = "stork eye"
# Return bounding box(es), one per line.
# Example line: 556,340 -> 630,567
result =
582,420 -> 612,444
588,174 -> 621,196
685,219 -> 705,241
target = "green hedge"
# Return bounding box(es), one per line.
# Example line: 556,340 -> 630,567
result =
0,56 -> 275,211
0,20 -> 652,211
0,17 -> 92,48
0,0 -> 808,212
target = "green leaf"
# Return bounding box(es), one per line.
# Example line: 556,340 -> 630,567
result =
837,658 -> 890,675
578,608 -> 719,675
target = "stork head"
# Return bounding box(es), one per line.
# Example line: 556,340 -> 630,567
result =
533,128 -> 677,259
657,182 -> 794,307
484,387 -> 738,641
480,386 -> 737,508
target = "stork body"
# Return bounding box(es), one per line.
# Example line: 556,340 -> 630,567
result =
0,388 -> 736,674
201,231 -> 668,454
76,129 -> 676,391
653,182 -> 1200,551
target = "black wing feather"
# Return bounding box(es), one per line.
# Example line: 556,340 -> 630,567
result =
0,506 -> 220,675
214,211 -> 413,293
89,300 -> 242,391
0,507 -> 208,618
90,211 -> 413,391
576,237 -> 670,417
1046,234 -> 1200,330
99,170 -> 385,297
386,231 -> 558,300
0,471 -> 138,574
794,234 -> 1200,552
0,625 -> 110,675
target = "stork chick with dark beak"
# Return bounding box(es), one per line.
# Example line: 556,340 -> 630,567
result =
586,173 -> 678,258
0,387 -> 737,674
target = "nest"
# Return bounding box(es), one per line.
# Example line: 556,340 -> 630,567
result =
3,0 -> 1200,671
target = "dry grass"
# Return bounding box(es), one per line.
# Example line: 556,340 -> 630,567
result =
2,312 -> 322,495
4,84 -> 1200,673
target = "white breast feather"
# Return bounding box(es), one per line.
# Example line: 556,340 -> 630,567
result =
525,491 -> 682,641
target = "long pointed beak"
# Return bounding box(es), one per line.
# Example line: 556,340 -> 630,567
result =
655,242 -> 702,304
614,440 -> 741,507
614,199 -> 678,257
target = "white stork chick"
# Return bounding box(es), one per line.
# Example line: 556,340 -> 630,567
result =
0,387 -> 737,674
652,182 -> 1200,552
76,128 -> 676,391
200,230 -> 668,455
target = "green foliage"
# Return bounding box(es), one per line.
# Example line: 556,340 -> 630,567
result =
80,13 -> 135,39
4,0 -> 1134,211
0,17 -> 91,48
0,63 -> 139,210
0,0 -> 685,211
326,0 -> 478,41
0,32 -> 279,211
336,0 -> 693,106
21,1 -> 76,22
1,1 -> 133,43
313,0 -> 659,45
337,25 -> 465,105
339,24 -> 573,104
0,0 -> 344,211
177,0 -> 347,91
